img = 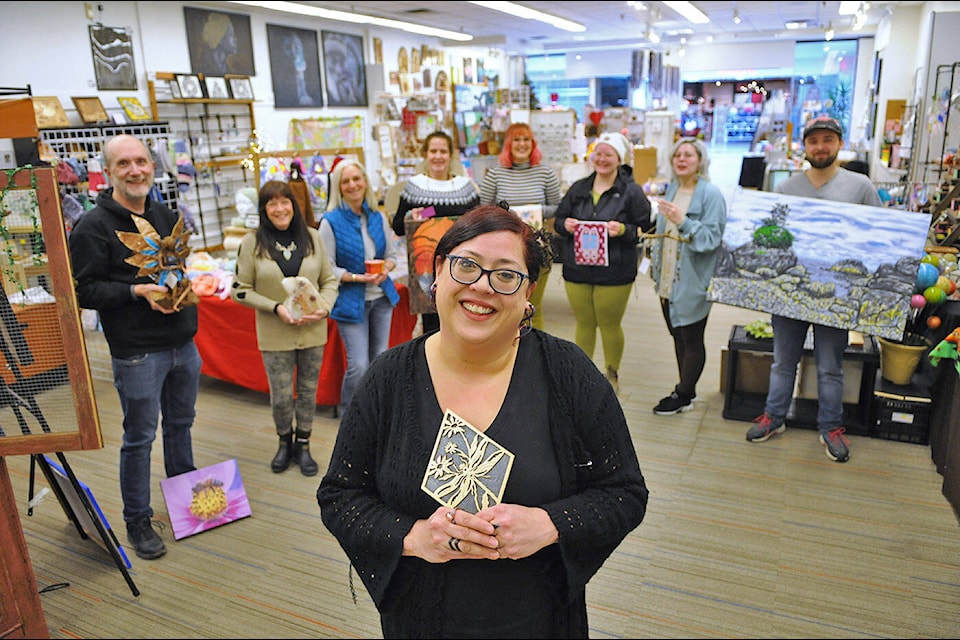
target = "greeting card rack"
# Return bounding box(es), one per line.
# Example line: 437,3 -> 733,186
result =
148,72 -> 257,250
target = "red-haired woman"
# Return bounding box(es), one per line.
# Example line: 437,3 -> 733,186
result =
479,123 -> 561,330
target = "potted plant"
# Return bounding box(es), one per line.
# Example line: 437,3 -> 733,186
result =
877,258 -> 952,384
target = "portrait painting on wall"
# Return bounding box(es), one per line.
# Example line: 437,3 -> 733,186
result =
322,31 -> 367,107
184,7 -> 255,77
89,25 -> 137,90
267,24 -> 323,108
706,188 -> 931,341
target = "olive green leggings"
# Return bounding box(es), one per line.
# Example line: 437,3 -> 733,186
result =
563,280 -> 633,371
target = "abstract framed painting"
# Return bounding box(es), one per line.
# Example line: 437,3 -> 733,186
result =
183,6 -> 255,77
321,31 -> 367,107
266,24 -> 323,108
706,187 -> 931,340
227,76 -> 254,101
89,25 -> 137,90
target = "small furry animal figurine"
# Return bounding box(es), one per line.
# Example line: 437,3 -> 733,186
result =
281,276 -> 322,320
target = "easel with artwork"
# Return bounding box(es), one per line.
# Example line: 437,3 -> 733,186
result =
0,166 -> 108,631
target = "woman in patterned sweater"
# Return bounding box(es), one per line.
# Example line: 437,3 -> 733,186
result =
392,131 -> 480,333
480,122 -> 561,330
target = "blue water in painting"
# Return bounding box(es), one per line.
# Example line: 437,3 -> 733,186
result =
720,188 -> 931,271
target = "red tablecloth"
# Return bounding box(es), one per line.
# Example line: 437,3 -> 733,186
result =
195,283 -> 416,406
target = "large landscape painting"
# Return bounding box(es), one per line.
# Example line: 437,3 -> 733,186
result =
706,188 -> 931,340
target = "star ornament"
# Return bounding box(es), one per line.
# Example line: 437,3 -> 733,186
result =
115,215 -> 198,311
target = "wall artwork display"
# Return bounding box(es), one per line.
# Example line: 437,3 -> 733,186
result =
373,37 -> 383,64
266,24 -> 323,108
89,25 -> 137,90
398,47 -> 409,74
176,74 -> 203,99
321,31 -> 367,107
31,97 -> 70,128
204,76 -> 230,99
228,76 -> 254,100
117,96 -> 150,121
706,188 -> 931,340
183,7 -> 255,77
71,97 -> 109,123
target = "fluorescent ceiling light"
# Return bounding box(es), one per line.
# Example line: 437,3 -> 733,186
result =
226,1 -> 474,41
467,1 -> 586,32
662,1 -> 710,24
839,2 -> 864,15
785,20 -> 808,29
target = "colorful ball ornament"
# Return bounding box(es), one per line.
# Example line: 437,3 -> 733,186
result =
916,262 -> 940,290
921,253 -> 940,268
923,285 -> 947,305
937,275 -> 957,295
911,293 -> 927,308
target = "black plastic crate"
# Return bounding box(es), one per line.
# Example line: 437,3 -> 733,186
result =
871,396 -> 931,444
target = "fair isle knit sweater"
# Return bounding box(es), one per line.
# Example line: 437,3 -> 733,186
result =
392,174 -> 481,236
479,162 -> 562,218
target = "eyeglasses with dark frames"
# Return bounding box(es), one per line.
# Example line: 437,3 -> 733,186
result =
446,254 -> 529,295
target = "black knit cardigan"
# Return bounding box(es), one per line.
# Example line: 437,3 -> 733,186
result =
317,329 -> 649,637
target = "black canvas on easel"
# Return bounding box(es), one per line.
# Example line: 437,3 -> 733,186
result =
0,282 -> 139,596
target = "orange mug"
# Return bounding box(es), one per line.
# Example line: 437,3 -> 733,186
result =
364,259 -> 385,275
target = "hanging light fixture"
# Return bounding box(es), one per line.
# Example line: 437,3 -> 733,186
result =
733,5 -> 741,24
825,22 -> 835,41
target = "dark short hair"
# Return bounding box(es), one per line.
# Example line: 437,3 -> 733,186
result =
433,204 -> 546,283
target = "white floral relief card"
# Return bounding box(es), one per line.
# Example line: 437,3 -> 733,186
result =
421,409 -> 515,514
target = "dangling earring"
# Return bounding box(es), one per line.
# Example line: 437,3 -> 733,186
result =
519,303 -> 535,337
429,281 -> 438,306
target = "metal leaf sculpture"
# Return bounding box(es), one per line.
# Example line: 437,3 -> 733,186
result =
115,215 -> 198,311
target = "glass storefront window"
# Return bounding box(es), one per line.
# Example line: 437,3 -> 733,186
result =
790,39 -> 859,142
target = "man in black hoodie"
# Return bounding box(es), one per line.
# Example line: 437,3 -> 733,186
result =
69,135 -> 201,560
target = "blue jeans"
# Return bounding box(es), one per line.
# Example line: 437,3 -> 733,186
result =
112,341 -> 202,523
764,315 -> 846,433
337,296 -> 394,415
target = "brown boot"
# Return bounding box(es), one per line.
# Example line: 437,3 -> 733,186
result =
292,430 -> 318,476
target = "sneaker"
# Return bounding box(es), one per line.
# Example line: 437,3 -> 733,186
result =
126,517 -> 166,560
653,391 -> 693,415
746,413 -> 785,442
820,427 -> 850,463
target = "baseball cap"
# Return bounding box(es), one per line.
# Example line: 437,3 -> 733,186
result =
803,116 -> 843,140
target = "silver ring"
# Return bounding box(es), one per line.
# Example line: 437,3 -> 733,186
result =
445,509 -> 457,524
447,537 -> 461,552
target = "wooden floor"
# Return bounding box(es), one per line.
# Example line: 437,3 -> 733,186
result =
5,269 -> 960,639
